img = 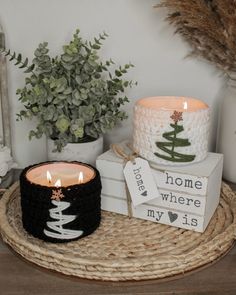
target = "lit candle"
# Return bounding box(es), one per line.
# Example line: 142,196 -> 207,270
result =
133,96 -> 210,165
46,170 -> 52,184
54,179 -> 61,187
26,162 -> 95,187
20,161 -> 101,243
78,171 -> 83,184
183,101 -> 188,110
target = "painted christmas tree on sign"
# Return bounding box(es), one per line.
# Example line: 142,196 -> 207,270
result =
155,111 -> 196,162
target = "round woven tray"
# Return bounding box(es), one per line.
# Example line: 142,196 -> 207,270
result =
0,182 -> 236,281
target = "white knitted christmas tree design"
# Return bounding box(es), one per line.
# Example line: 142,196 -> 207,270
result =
44,189 -> 83,240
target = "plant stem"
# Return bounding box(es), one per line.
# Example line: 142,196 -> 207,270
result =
2,49 -> 36,75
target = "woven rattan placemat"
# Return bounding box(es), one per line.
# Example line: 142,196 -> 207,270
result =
0,182 -> 236,281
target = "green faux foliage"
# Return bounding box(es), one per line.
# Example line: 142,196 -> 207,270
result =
2,29 -> 136,151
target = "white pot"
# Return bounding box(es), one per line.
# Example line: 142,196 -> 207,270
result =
216,73 -> 236,183
47,137 -> 103,166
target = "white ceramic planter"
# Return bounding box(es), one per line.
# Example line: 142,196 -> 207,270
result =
216,73 -> 236,183
47,137 -> 103,166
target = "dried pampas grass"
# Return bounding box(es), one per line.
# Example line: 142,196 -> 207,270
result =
156,0 -> 236,72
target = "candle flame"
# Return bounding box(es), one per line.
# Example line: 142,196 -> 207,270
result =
47,171 -> 52,184
78,171 -> 84,184
183,101 -> 188,110
54,179 -> 61,188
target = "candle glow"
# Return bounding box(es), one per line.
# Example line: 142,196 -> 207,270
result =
26,162 -> 95,187
54,179 -> 61,188
183,101 -> 188,110
47,170 -> 52,184
78,171 -> 84,184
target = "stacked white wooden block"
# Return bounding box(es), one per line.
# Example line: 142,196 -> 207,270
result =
96,143 -> 223,232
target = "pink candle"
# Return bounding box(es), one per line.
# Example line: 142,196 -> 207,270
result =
26,162 -> 95,187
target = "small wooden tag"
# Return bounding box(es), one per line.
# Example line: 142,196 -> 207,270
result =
123,157 -> 159,207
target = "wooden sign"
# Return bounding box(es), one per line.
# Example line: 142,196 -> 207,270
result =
101,178 -> 206,215
101,195 -> 210,232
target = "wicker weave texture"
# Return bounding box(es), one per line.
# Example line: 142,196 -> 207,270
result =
0,182 -> 235,281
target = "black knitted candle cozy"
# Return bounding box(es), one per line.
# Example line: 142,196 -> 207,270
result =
20,161 -> 101,243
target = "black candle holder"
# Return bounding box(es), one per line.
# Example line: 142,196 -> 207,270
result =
20,161 -> 101,243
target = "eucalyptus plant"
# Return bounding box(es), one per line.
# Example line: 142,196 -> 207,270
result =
3,29 -> 136,151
